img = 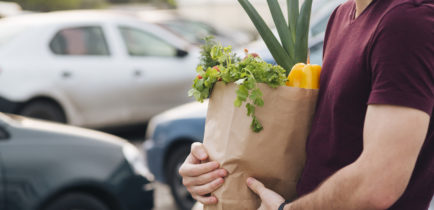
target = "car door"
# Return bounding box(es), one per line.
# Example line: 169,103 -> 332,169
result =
0,122 -> 10,210
48,24 -> 132,127
0,125 -> 6,210
115,23 -> 197,121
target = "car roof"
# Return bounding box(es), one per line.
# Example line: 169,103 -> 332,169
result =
0,9 -> 194,53
0,10 -> 136,26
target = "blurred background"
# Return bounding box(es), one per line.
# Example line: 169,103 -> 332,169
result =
0,0 -> 432,210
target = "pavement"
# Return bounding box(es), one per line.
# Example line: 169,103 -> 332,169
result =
153,182 -> 178,210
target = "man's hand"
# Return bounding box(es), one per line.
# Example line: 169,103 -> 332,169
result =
179,142 -> 228,204
246,177 -> 285,210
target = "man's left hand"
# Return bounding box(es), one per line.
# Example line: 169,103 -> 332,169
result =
246,177 -> 286,210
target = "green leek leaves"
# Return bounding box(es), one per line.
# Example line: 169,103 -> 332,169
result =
238,0 -> 313,76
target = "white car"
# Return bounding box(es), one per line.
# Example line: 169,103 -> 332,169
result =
0,1 -> 22,18
0,10 -> 199,128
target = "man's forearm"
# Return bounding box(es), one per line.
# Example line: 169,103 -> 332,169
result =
285,162 -> 374,210
285,106 -> 429,210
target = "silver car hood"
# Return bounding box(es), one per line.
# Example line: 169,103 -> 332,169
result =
1,113 -> 127,146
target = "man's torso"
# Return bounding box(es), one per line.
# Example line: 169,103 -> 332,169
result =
297,0 -> 434,208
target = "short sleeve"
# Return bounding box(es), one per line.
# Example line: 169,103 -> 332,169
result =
368,3 -> 434,115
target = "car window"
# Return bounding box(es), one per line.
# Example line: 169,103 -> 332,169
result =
310,41 -> 324,66
50,26 -> 110,56
118,26 -> 176,57
163,23 -> 202,44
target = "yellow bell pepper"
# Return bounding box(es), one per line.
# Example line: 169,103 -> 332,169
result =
286,63 -> 321,89
303,64 -> 321,89
286,63 -> 306,87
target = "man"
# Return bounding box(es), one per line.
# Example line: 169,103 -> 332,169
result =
179,0 -> 433,209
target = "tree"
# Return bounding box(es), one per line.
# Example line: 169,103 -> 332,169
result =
4,0 -> 107,12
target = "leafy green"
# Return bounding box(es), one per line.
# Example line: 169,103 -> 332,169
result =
267,0 -> 295,60
198,36 -> 239,70
294,0 -> 313,63
188,38 -> 287,132
287,0 -> 299,41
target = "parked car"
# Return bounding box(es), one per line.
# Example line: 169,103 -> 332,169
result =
144,101 -> 206,210
0,1 -> 22,18
0,112 -> 154,210
158,19 -> 252,47
137,10 -> 253,47
0,10 -> 199,128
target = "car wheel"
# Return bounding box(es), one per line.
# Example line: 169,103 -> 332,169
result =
43,193 -> 109,210
167,145 -> 195,210
19,100 -> 66,123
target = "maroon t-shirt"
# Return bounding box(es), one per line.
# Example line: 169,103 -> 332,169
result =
296,0 -> 434,209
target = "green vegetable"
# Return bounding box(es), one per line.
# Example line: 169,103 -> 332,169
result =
238,0 -> 313,75
188,38 -> 287,132
198,36 -> 239,70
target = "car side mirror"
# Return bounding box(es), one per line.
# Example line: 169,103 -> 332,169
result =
176,49 -> 189,58
0,126 -> 9,140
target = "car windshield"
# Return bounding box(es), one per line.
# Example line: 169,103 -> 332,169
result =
163,20 -> 215,44
0,22 -> 29,46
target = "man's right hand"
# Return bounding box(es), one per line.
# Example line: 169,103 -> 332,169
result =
179,142 -> 228,205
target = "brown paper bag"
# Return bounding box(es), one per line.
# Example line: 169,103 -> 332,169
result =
203,82 -> 318,210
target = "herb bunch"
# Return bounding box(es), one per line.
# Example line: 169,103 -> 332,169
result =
188,38 -> 287,132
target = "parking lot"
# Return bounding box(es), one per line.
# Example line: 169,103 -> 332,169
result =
1,0 -> 433,209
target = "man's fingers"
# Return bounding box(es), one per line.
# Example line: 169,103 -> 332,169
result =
183,168 -> 228,186
246,177 -> 266,197
192,194 -> 218,205
188,177 -> 224,196
185,153 -> 200,164
179,161 -> 220,177
191,142 -> 208,161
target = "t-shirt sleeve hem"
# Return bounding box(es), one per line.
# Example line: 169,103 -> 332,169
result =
367,90 -> 433,115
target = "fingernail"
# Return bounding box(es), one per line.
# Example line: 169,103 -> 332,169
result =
247,177 -> 254,185
199,151 -> 207,159
218,178 -> 224,184
219,170 -> 226,176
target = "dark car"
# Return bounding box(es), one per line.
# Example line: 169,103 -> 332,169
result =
0,113 -> 154,210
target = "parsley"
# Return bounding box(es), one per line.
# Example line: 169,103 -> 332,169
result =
188,38 -> 287,132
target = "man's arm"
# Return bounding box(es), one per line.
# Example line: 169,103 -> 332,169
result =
284,104 -> 430,209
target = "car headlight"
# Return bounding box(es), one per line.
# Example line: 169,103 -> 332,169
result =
145,118 -> 157,139
122,143 -> 154,182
